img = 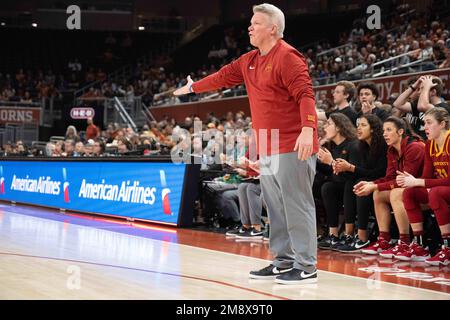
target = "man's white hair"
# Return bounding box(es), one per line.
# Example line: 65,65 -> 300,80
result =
253,3 -> 285,38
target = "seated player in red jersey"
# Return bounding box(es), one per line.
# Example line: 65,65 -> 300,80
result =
354,117 -> 425,256
398,107 -> 450,265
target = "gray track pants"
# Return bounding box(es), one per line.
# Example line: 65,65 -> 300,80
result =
259,152 -> 317,273
237,182 -> 262,226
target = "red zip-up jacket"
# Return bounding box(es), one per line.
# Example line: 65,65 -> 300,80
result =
192,39 -> 318,155
374,137 -> 425,191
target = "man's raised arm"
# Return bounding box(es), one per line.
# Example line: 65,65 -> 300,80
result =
173,58 -> 245,96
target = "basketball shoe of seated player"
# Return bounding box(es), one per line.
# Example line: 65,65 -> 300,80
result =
394,242 -> 431,261
361,237 -> 391,255
425,246 -> 450,266
379,240 -> 410,258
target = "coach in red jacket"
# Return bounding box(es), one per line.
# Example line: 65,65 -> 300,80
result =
174,3 -> 318,284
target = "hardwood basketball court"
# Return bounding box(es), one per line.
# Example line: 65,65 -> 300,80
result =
0,203 -> 448,300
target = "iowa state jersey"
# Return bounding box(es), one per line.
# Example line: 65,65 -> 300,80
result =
428,130 -> 450,178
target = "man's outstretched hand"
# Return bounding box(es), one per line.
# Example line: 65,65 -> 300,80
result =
173,75 -> 194,96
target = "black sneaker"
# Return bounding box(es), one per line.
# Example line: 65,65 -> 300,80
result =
225,225 -> 247,237
333,234 -> 353,251
263,224 -> 270,241
274,268 -> 318,284
330,234 -> 348,251
249,264 -> 293,279
236,227 -> 263,239
318,234 -> 340,250
338,236 -> 370,253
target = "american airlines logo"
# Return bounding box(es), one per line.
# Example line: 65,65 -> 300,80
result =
78,179 -> 157,205
10,175 -> 61,195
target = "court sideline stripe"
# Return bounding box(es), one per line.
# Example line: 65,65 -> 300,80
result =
0,251 -> 290,300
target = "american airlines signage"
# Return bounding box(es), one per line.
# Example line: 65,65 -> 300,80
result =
0,161 -> 185,225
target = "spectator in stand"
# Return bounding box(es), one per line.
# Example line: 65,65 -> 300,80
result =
93,139 -> 105,156
432,40 -> 447,63
111,129 -> 125,145
397,108 -> 450,265
349,21 -> 364,43
74,141 -> 85,157
418,75 -> 450,114
117,137 -> 132,154
83,142 -> 94,157
119,85 -> 135,104
439,49 -> 450,69
53,140 -> 64,157
346,53 -> 376,78
392,76 -> 425,138
129,134 -> 141,147
65,125 -> 80,142
354,117 -> 425,257
2,143 -> 12,155
20,91 -> 32,103
62,139 -> 76,157
14,140 -> 28,156
36,81 -> 49,99
86,118 -> 100,140
357,82 -> 389,121
141,124 -> 157,140
104,123 -> 116,143
419,40 -> 437,70
180,117 -> 193,131
45,142 -> 55,157
317,81 -> 358,126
